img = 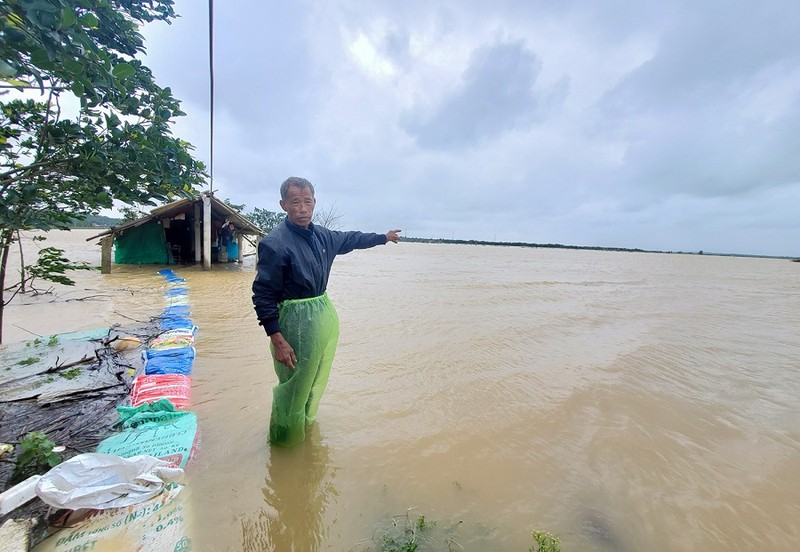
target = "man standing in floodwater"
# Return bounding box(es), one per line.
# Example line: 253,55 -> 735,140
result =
252,177 -> 401,447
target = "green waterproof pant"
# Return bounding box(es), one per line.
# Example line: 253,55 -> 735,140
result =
269,293 -> 340,447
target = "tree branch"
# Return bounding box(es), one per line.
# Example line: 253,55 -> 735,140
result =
0,156 -> 72,190
44,355 -> 95,374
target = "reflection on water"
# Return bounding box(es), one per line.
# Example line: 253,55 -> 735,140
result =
242,425 -> 337,551
11,231 -> 800,551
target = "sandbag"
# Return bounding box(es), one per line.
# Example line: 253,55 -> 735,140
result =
149,334 -> 194,350
130,374 -> 191,409
96,400 -> 198,469
157,269 -> 185,283
33,484 -> 189,552
160,315 -> 194,330
143,346 -> 195,375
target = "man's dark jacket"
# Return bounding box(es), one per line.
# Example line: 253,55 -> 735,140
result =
252,219 -> 387,336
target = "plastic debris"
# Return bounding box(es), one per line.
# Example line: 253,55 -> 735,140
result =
0,475 -> 41,515
35,453 -> 183,510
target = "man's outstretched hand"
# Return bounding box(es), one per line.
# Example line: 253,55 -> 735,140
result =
386,229 -> 402,243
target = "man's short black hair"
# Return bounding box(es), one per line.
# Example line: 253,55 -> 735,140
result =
280,177 -> 315,199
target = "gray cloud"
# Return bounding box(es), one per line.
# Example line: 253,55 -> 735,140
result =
136,0 -> 800,257
401,40 -> 551,150
594,1 -> 800,205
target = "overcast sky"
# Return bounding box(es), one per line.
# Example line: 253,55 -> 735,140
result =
138,0 -> 800,257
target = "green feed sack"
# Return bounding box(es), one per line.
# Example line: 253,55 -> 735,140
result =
96,400 -> 198,468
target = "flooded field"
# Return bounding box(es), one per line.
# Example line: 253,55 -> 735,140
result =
8,230 -> 799,551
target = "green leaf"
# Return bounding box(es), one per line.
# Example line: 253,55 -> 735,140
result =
76,76 -> 93,94
3,77 -> 29,89
62,58 -> 84,75
31,2 -> 58,13
5,12 -> 25,28
60,7 -> 78,28
112,63 -> 136,79
4,27 -> 27,43
0,60 -> 17,78
30,48 -> 55,70
79,13 -> 99,29
104,113 -> 121,128
70,80 -> 84,96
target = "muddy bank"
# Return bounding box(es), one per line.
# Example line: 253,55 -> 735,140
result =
0,322 -> 159,547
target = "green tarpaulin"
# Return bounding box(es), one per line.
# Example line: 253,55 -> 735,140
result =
114,219 -> 173,264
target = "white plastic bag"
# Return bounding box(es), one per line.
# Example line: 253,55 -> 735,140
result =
35,453 -> 184,510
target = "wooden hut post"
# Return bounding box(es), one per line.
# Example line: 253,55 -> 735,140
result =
203,195 -> 212,270
237,234 -> 244,264
100,236 -> 113,274
194,201 -> 202,263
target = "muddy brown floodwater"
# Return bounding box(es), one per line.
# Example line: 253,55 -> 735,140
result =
9,230 -> 799,551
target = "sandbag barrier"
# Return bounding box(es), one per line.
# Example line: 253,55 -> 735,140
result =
34,269 -> 199,551
140,269 -> 197,407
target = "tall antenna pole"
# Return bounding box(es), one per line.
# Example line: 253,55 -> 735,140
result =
208,0 -> 215,195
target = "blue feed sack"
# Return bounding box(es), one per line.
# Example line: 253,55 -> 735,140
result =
160,315 -> 194,330
157,269 -> 185,283
163,305 -> 191,317
164,287 -> 188,297
143,347 -> 194,377
145,345 -> 195,360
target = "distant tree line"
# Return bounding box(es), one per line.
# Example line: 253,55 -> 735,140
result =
401,236 -> 649,253
69,214 -> 123,228
401,237 -> 795,259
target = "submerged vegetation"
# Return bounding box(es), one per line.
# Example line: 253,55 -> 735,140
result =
362,510 -> 561,552
26,334 -> 60,348
59,367 -> 81,380
379,513 -> 435,552
9,431 -> 62,486
530,530 -> 561,552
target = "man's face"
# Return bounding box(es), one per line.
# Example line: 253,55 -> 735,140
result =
280,185 -> 316,228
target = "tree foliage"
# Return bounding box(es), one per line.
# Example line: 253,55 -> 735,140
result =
222,198 -> 342,235
0,0 -> 207,342
119,204 -> 145,222
0,0 -> 206,230
246,206 -> 284,233
223,197 -> 245,212
240,203 -> 343,233
313,201 -> 343,230
222,198 -> 285,234
27,244 -> 92,287
3,234 -> 93,306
